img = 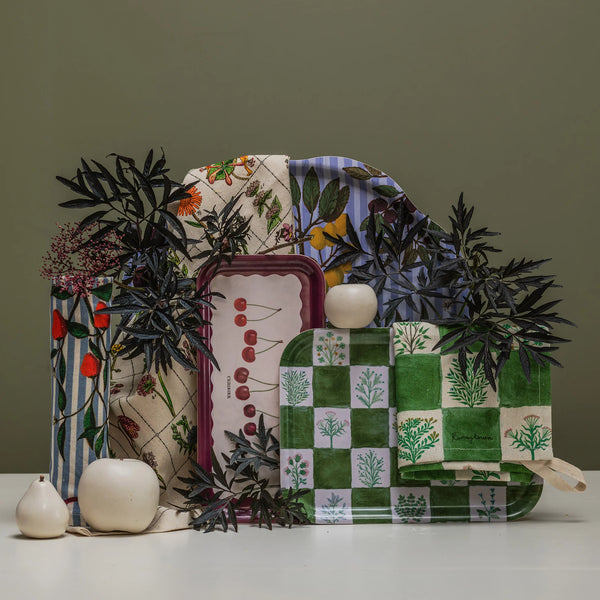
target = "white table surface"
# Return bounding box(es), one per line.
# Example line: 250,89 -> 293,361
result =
1,473 -> 598,600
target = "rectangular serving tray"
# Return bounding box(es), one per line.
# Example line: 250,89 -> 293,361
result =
196,255 -> 325,480
279,327 -> 543,524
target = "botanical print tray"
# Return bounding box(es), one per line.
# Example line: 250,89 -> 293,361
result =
288,156 -> 450,323
196,255 -> 325,481
279,328 -> 543,524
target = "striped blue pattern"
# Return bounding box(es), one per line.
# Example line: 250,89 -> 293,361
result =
49,277 -> 111,527
289,156 -> 447,323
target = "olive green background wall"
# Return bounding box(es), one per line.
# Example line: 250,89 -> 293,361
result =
1,0 -> 598,472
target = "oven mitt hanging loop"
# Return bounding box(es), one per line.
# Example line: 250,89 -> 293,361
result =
522,458 -> 586,492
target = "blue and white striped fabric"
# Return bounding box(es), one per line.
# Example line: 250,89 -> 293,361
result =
289,156 -> 447,323
49,277 -> 112,526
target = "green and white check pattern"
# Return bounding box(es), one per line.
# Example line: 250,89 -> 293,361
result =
280,327 -> 542,523
394,322 -> 553,483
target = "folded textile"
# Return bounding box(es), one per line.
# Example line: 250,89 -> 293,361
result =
49,277 -> 112,527
96,155 -> 294,534
393,322 -> 586,491
177,154 -> 294,259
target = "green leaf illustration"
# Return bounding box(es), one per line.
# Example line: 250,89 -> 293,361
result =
51,286 -> 73,300
57,383 -> 67,412
342,166 -> 372,180
58,354 -> 66,384
67,321 -> 90,338
318,178 -> 340,222
364,164 -> 384,176
91,283 -> 113,302
57,422 -> 66,460
302,167 -> 320,213
83,403 -> 96,431
78,426 -> 103,445
373,184 -> 399,198
51,348 -> 58,359
290,174 -> 301,207
94,431 -> 105,458
88,340 -> 103,361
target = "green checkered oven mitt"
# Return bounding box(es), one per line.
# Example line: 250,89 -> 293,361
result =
393,322 -> 586,492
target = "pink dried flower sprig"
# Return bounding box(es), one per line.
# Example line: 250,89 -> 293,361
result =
40,222 -> 123,295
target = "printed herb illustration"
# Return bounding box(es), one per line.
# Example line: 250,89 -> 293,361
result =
176,416 -> 309,532
171,415 -> 197,457
284,454 -> 309,490
446,357 -> 489,407
355,368 -> 385,408
471,470 -> 501,481
136,371 -> 175,416
50,281 -> 113,460
326,193 -> 573,387
394,493 -> 427,523
142,451 -> 167,489
281,369 -> 311,406
317,412 -> 349,448
244,180 -> 283,234
398,417 -> 439,464
357,449 -> 385,487
315,331 -> 346,365
476,488 -> 502,521
394,322 -> 431,355
505,415 -> 552,460
321,493 -> 347,524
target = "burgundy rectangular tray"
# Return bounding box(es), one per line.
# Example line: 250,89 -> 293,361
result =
196,255 -> 325,479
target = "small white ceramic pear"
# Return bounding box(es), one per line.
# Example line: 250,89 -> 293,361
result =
78,458 -> 159,533
324,283 -> 378,328
15,475 -> 69,538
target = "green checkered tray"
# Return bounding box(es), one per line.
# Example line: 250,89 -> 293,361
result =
279,328 -> 543,524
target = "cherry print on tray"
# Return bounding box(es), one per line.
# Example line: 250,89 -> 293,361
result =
234,367 -> 277,387
243,329 -> 283,349
235,386 -> 250,401
244,422 -> 257,436
233,297 -> 281,326
242,347 -> 255,362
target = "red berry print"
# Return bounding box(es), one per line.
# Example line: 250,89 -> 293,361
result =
93,301 -> 110,329
244,330 -> 258,345
234,298 -> 247,311
244,423 -> 257,436
235,386 -> 250,401
242,347 -> 255,362
234,367 -> 249,383
243,405 -> 256,418
234,314 -> 247,327
51,310 -> 68,340
80,353 -> 101,377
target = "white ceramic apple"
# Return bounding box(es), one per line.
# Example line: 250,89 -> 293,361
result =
15,475 -> 69,538
324,283 -> 378,328
78,458 -> 160,533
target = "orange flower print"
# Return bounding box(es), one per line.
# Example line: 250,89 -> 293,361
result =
177,186 -> 202,216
